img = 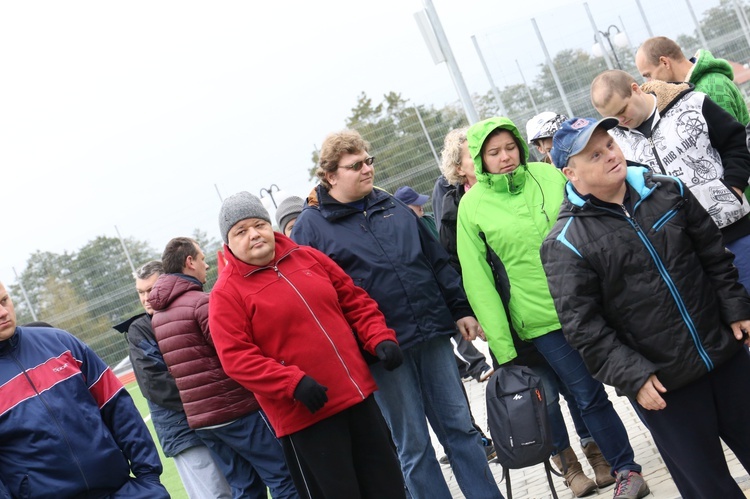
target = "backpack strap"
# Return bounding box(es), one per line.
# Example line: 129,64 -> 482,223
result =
544,460 -> 561,499
502,460 -> 562,498
502,466 -> 513,499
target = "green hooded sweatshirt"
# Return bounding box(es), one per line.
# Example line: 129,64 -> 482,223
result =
690,49 -> 750,125
456,116 -> 567,363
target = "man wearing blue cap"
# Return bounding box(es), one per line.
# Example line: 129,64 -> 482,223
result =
394,185 -> 439,238
542,117 -> 750,499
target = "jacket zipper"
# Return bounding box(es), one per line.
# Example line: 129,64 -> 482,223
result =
619,205 -> 713,370
274,266 -> 366,400
652,200 -> 685,231
10,353 -> 90,489
648,136 -> 667,175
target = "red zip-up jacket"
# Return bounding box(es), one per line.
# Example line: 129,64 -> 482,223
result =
209,234 -> 397,436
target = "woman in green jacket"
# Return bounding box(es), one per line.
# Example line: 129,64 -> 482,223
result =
456,117 -> 648,499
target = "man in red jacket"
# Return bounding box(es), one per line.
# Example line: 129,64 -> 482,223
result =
209,191 -> 406,499
149,237 -> 297,499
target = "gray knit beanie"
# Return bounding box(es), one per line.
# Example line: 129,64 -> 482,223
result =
275,196 -> 304,233
218,191 -> 271,244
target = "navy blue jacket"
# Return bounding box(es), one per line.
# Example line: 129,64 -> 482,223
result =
0,327 -> 168,498
292,185 -> 472,350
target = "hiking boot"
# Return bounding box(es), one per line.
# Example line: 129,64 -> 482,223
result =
551,447 -> 597,497
613,471 -> 649,499
582,441 -> 616,487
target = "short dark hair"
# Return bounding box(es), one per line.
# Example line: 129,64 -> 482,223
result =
161,238 -> 198,274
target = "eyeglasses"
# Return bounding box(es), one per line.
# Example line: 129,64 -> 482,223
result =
339,156 -> 375,172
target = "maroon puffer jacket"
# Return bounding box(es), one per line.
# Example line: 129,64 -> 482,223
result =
149,274 -> 259,429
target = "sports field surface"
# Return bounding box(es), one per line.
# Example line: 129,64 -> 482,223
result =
125,380 -> 188,499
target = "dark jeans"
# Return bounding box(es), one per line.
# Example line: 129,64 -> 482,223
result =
532,330 -> 639,475
635,348 -> 750,499
280,396 -> 406,499
531,362 -> 591,453
195,410 -> 297,499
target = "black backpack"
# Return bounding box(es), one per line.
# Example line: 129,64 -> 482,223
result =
486,365 -> 560,499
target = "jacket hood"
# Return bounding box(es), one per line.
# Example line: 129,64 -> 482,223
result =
466,116 -> 530,192
222,232 -> 299,275
640,80 -> 694,114
148,274 -> 202,312
692,49 -> 734,82
467,116 -> 529,175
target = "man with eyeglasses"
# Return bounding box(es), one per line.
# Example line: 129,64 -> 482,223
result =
292,129 -> 503,499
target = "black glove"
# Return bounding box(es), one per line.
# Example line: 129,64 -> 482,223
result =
293,375 -> 329,413
375,340 -> 403,371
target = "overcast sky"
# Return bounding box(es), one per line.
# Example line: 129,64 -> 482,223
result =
2,0 -> 600,284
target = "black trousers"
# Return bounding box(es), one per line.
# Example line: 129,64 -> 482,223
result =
635,348 -> 750,499
280,395 -> 406,499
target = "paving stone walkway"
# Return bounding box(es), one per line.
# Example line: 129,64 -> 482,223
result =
433,341 -> 750,499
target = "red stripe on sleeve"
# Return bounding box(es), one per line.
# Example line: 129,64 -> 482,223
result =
89,369 -> 124,409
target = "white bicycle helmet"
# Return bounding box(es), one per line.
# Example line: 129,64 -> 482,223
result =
525,112 -> 568,144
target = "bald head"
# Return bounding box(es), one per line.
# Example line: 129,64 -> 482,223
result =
591,70 -> 655,129
635,36 -> 690,82
0,282 -> 17,341
591,70 -> 637,110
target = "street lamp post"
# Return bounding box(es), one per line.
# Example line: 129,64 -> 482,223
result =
259,184 -> 286,210
592,25 -> 630,70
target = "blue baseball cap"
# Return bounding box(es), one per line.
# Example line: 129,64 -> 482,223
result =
550,117 -> 619,169
394,186 -> 429,206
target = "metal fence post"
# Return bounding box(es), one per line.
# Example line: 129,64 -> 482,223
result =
471,35 -> 509,117
531,17 -> 574,117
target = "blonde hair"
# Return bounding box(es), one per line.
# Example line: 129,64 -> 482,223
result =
316,129 -> 371,189
439,127 -> 469,185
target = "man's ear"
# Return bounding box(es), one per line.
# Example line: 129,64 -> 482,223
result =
184,254 -> 195,272
658,55 -> 670,68
562,164 -> 577,182
325,170 -> 337,187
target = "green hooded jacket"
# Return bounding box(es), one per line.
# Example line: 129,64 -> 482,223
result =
690,49 -> 750,125
456,116 -> 567,363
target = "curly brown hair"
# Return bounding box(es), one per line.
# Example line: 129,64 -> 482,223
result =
316,130 -> 371,189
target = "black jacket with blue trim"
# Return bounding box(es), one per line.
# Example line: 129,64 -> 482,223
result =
541,166 -> 750,398
293,185 -> 472,350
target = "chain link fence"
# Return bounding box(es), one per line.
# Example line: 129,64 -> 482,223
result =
8,0 -> 750,368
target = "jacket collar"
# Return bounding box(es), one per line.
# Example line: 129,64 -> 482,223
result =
479,165 -> 528,194
0,328 -> 20,356
563,165 -> 657,213
305,185 -> 394,221
223,232 -> 299,277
